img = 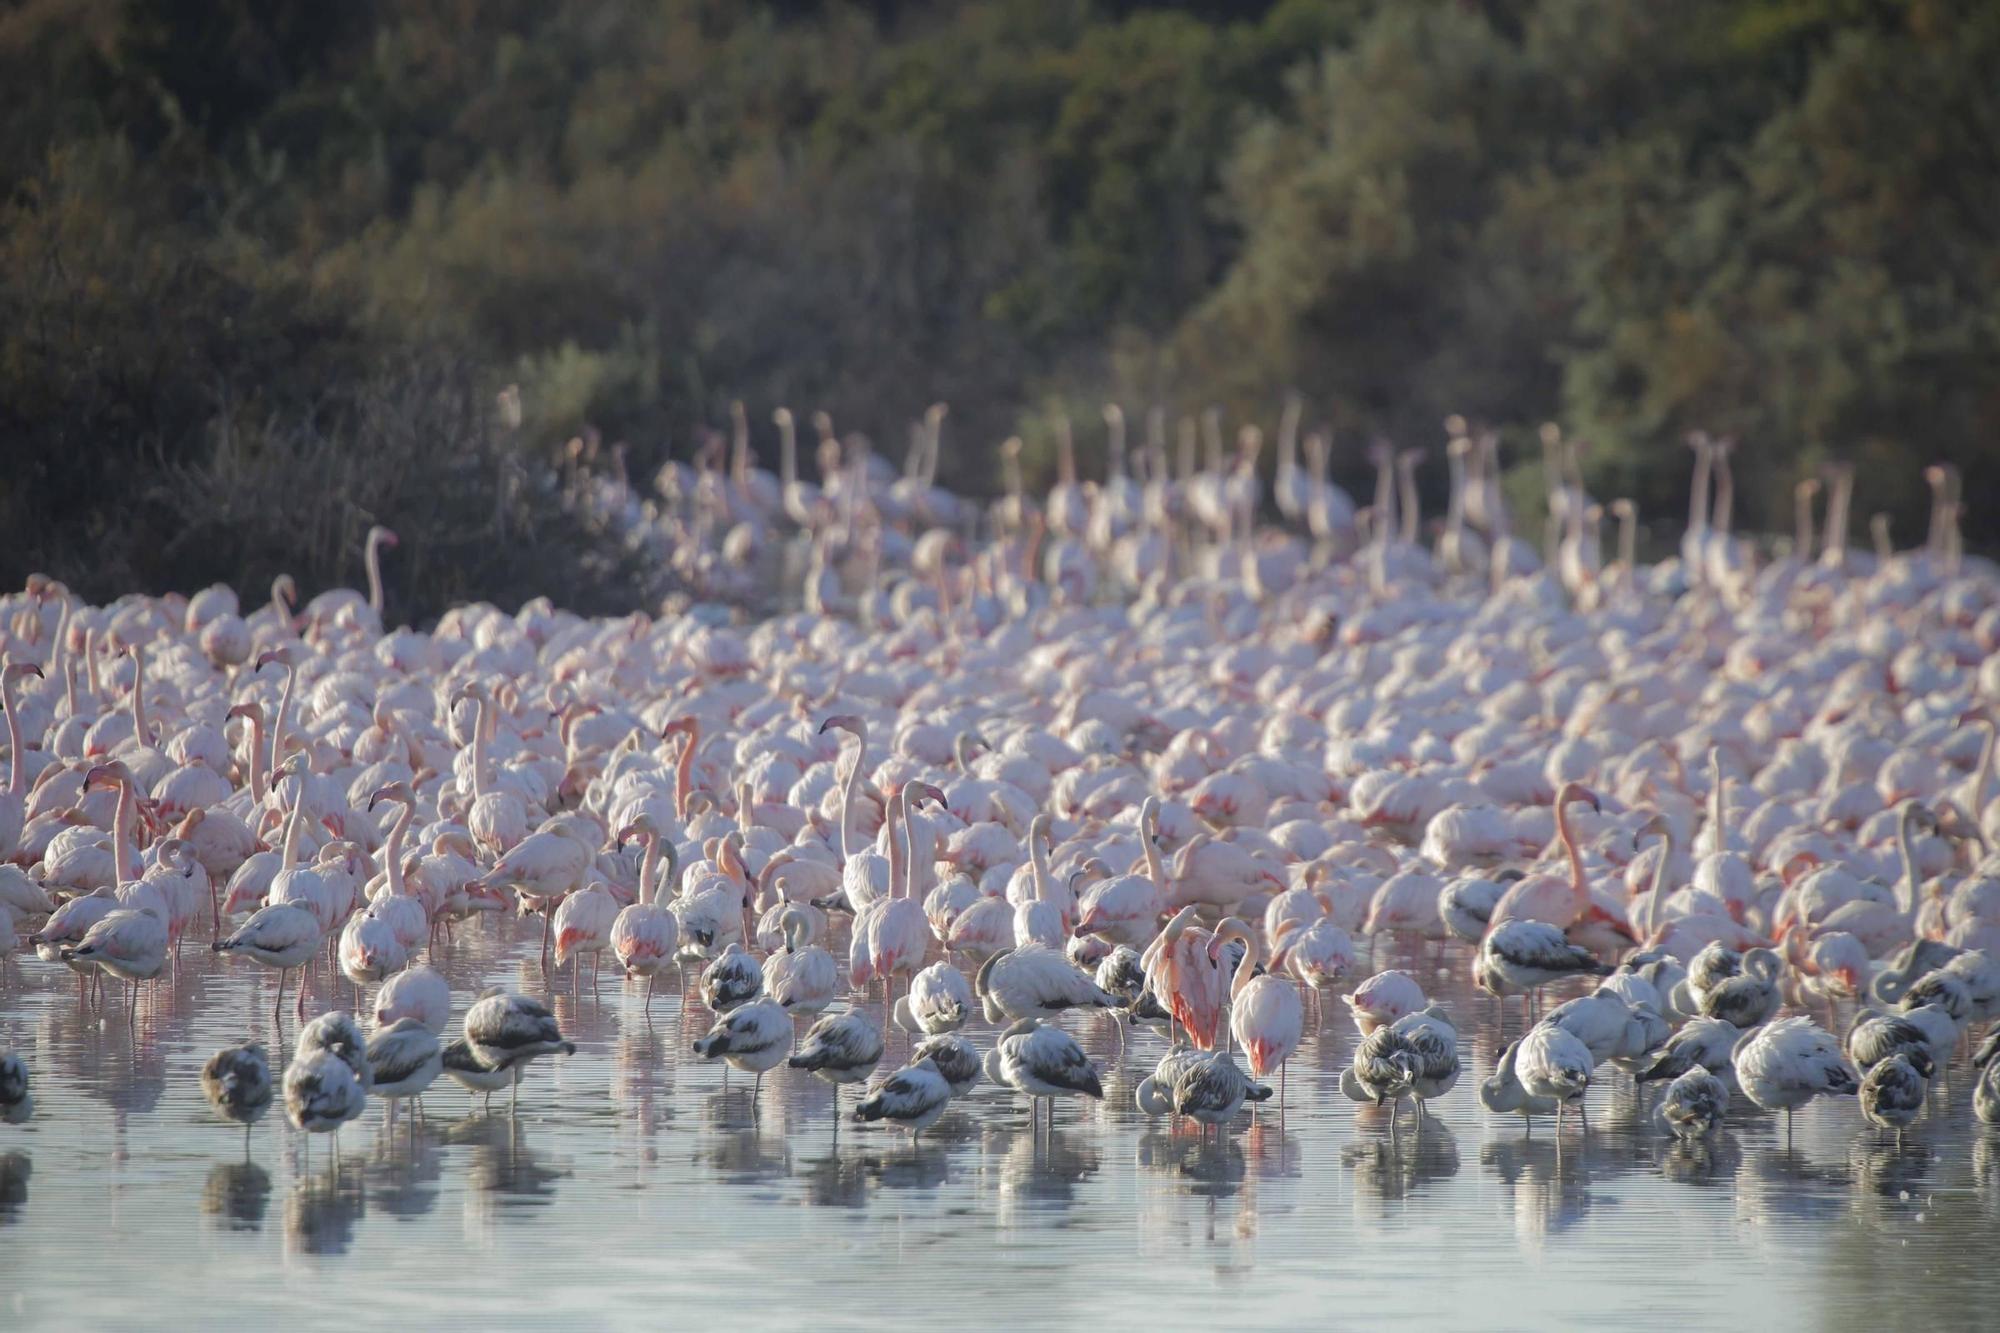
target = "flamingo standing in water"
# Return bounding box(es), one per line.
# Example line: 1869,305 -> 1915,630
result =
200,1040 -> 272,1151
1733,1017 -> 1860,1140
609,819 -> 680,1012
1210,916 -> 1304,1105
1140,905 -> 1227,1049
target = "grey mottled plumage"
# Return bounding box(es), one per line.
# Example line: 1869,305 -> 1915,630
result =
912,1033 -> 982,1096
983,1018 -> 1103,1101
1661,1068 -> 1728,1140
464,990 -> 577,1071
1171,1049 -> 1272,1127
1847,1010 -> 1942,1074
1899,970 -> 1972,1024
442,1038 -> 513,1108
1859,1052 -> 1930,1141
1341,1024 -> 1421,1115
298,1012 -> 373,1092
852,1058 -> 953,1135
0,1049 -> 30,1125
1637,1016 -> 1741,1086
701,943 -> 765,1015
789,1009 -> 885,1086
1391,1005 -> 1461,1105
366,1018 -> 443,1101
1871,938 -> 1962,1005
200,1040 -> 273,1127
282,1048 -> 367,1134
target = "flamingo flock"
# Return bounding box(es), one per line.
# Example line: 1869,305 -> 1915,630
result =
0,409 -> 1998,1172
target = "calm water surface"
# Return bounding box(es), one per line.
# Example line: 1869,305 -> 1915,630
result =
4,925 -> 1998,1331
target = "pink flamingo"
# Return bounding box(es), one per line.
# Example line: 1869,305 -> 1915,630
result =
1488,781 -> 1607,932
1141,905 -> 1227,1050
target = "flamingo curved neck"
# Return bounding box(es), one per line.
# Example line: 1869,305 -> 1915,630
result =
674,725 -> 700,822
636,832 -> 662,906
836,726 -> 866,866
1973,724 -> 1996,819
2,676 -> 23,796
128,648 -> 147,745
1555,799 -> 1586,907
1140,808 -> 1165,893
904,790 -> 933,901
383,799 -> 414,896
1897,808 -> 1921,921
468,694 -> 491,799
1688,445 -> 1712,532
365,534 -> 385,615
1709,755 -> 1727,847
1644,826 -> 1672,942
280,783 -> 307,869
1028,824 -> 1052,905
244,712 -> 269,803
109,775 -> 140,882
885,786 -> 906,901
269,664 -> 296,777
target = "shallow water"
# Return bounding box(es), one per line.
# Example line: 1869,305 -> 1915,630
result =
4,925 -> 1999,1332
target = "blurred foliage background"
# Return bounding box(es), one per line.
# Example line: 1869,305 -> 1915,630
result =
3,0 -> 1996,620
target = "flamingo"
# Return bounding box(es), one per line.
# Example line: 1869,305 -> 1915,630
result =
0,1051 -> 29,1125
552,876 -> 620,994
1859,1052 -> 1930,1144
463,990 -> 577,1112
700,942 -> 765,1015
1140,905 -> 1227,1049
975,944 -> 1118,1023
1341,969 -> 1427,1036
214,901 -> 322,1022
1732,1017 -> 1860,1138
63,907 -> 168,1024
373,965 -> 451,1034
788,1008 -> 885,1117
1489,781 -> 1608,933
893,959 -> 973,1036
852,1058 -> 954,1137
764,906 -> 839,1015
982,1018 -> 1103,1131
365,1018 -> 443,1127
200,1041 -> 272,1150
1661,1069 -> 1729,1140
282,1048 -> 367,1155
1516,1022 -> 1595,1135
1171,1049 -> 1273,1135
1210,916 -> 1304,1105
691,998 -> 792,1098
1476,919 -> 1610,1028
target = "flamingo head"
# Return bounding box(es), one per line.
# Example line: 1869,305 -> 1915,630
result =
818,714 -> 863,739
368,781 -> 412,812
83,761 -> 131,793
1556,781 -> 1604,815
